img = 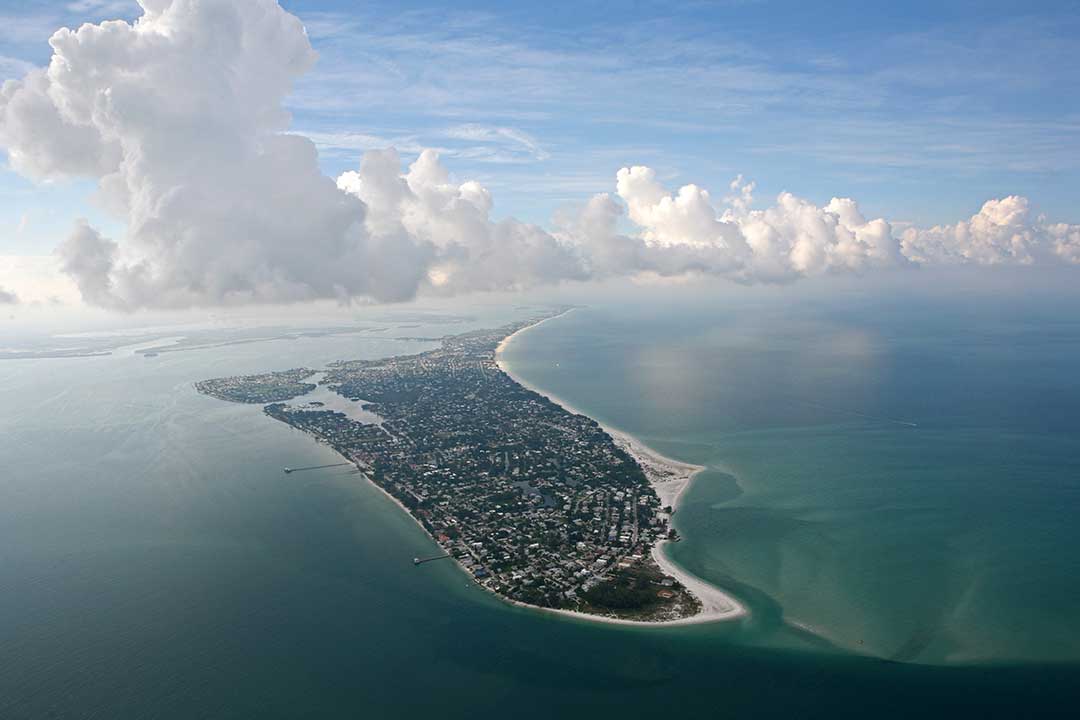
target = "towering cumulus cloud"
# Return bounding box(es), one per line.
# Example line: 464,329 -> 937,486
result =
900,196 -> 1080,266
0,0 -> 1077,310
336,148 -> 586,295
1,0 -> 433,309
564,169 -> 910,283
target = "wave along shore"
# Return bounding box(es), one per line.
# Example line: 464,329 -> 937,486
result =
495,310 -> 747,625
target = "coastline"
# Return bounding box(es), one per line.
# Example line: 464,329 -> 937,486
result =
495,310 -> 747,624
262,309 -> 746,627
313,441 -> 733,628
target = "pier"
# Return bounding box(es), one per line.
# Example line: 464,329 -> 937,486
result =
283,462 -> 351,474
413,553 -> 452,566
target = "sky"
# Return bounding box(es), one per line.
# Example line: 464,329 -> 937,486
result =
0,0 -> 1078,311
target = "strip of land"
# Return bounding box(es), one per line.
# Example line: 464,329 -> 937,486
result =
495,313 -> 746,624
196,308 -> 745,625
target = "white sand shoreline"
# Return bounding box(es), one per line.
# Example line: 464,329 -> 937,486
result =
495,310 -> 747,625
280,310 -> 745,628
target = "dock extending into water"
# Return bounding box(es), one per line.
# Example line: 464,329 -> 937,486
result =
283,462 -> 351,474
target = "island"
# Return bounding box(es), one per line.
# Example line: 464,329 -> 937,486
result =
195,368 -> 316,403
195,309 -> 745,624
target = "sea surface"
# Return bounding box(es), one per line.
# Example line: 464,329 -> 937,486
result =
2,288 -> 1079,718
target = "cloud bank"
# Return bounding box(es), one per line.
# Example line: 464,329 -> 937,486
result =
0,0 -> 1077,311
0,286 -> 18,304
2,0 -> 429,310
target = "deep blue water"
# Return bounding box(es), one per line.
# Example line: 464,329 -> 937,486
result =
2,289 -> 1079,718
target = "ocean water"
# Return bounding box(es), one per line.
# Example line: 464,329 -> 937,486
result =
502,287 -> 1080,665
2,290 -> 1079,718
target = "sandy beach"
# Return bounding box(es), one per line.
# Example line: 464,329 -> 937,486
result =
283,310 -> 745,628
495,311 -> 747,624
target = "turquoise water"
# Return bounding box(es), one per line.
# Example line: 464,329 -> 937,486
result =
501,289 -> 1080,665
1,292 -> 1079,718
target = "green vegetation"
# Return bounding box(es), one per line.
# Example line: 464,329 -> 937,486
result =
198,310 -> 701,622
195,368 -> 315,403
582,566 -> 686,613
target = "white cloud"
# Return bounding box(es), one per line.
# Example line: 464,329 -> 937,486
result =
0,286 -> 18,304
563,167 -> 909,283
336,148 -> 583,294
560,169 -> 1077,284
900,196 -> 1080,266
1,0 -> 432,310
0,0 -> 1076,312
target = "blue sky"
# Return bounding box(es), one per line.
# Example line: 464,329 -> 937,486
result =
2,0 -> 1079,257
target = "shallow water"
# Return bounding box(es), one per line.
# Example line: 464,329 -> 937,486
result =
1,296 -> 1078,718
290,371 -> 386,424
501,292 -> 1080,665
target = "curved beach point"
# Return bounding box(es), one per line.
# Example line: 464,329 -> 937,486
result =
496,311 -> 747,625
